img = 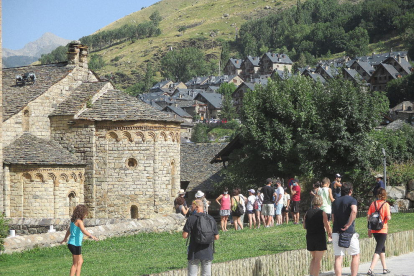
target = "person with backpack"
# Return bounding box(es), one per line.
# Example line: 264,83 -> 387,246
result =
366,188 -> 391,275
231,188 -> 245,230
183,199 -> 219,276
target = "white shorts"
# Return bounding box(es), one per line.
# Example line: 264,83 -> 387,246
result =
332,233 -> 360,256
262,204 -> 274,216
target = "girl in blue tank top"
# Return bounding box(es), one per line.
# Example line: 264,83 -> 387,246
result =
60,204 -> 99,276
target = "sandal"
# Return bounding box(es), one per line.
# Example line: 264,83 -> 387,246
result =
367,268 -> 374,275
383,269 -> 391,274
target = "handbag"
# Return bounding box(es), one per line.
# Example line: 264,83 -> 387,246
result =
338,232 -> 353,248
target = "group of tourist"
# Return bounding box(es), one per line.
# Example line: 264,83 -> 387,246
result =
303,174 -> 391,276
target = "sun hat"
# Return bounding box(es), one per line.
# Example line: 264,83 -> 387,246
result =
178,189 -> 185,195
195,190 -> 204,198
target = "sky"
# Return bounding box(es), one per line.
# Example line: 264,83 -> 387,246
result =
3,0 -> 159,50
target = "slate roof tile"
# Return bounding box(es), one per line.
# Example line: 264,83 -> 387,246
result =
4,133 -> 84,165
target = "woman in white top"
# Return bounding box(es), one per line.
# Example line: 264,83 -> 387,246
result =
246,189 -> 257,229
282,187 -> 291,224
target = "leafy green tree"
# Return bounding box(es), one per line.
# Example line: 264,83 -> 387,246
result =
160,47 -> 209,82
39,45 -> 68,64
217,82 -> 236,96
219,77 -> 389,189
191,123 -> 209,143
346,27 -> 369,58
220,41 -> 230,71
386,73 -> 414,107
149,11 -> 162,27
89,54 -> 106,71
221,93 -> 237,121
0,214 -> 9,252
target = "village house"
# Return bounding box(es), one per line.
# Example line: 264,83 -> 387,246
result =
349,60 -> 375,82
314,64 -> 339,81
370,63 -> 402,91
259,52 -> 293,75
223,58 -> 243,76
240,56 -> 261,80
389,101 -> 414,123
193,92 -> 223,120
1,42 -> 182,220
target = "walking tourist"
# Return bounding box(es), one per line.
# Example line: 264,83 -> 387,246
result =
331,174 -> 342,199
183,199 -> 219,276
366,187 -> 391,275
255,189 -> 264,228
332,182 -> 360,276
274,180 -> 284,225
216,188 -> 231,231
231,188 -> 245,230
290,179 -> 301,224
373,174 -> 385,199
60,204 -> 99,276
303,195 -> 332,276
318,178 -> 334,221
310,181 -> 320,207
246,189 -> 257,229
282,187 -> 291,224
261,178 -> 275,227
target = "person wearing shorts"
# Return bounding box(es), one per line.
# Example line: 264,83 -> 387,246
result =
261,178 -> 275,227
282,188 -> 290,224
332,182 -> 360,276
216,188 -> 231,231
274,180 -> 284,225
246,189 -> 257,229
255,189 -> 264,228
303,195 -> 332,276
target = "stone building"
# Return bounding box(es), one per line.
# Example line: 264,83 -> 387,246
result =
1,42 -> 182,219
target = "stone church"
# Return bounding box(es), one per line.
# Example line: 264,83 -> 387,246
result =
0,42 -> 182,219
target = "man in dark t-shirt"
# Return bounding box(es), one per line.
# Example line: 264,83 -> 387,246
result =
261,178 -> 275,227
373,174 -> 385,198
183,199 -> 219,276
331,182 -> 360,276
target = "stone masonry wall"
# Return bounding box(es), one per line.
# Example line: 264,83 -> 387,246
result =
3,66 -> 97,147
4,165 -> 85,218
4,214 -> 186,254
0,0 -> 3,214
93,121 -> 181,219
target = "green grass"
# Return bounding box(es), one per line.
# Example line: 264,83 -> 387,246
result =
1,213 -> 413,276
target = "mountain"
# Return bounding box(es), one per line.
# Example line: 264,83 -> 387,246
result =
3,32 -> 71,68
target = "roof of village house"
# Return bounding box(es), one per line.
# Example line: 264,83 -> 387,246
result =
181,143 -> 227,192
342,68 -> 361,81
2,62 -> 74,121
303,71 -> 326,83
76,89 -> 182,122
194,92 -> 223,109
374,63 -> 400,79
162,105 -> 192,118
263,52 -> 293,64
390,101 -> 414,113
385,119 -> 413,130
185,76 -> 209,87
172,88 -> 204,98
354,51 -> 408,66
244,56 -> 260,66
272,69 -> 293,80
229,58 -> 243,69
350,60 -> 375,75
316,65 -> 339,79
50,82 -> 109,116
4,133 -> 84,165
140,92 -> 174,104
383,56 -> 413,74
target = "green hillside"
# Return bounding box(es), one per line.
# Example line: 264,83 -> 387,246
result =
87,0 -> 300,87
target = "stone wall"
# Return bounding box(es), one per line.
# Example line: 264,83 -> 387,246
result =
3,214 -> 186,254
93,121 -> 181,219
3,66 -> 97,147
4,165 -> 85,218
7,217 -> 137,235
0,0 -> 3,214
387,184 -> 414,209
149,230 -> 414,276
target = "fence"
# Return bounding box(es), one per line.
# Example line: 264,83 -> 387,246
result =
149,230 -> 414,276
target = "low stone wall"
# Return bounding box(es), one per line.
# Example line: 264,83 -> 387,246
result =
3,214 -> 186,254
8,218 -> 136,235
149,230 -> 414,276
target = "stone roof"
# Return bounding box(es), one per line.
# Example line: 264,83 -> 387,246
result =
181,143 -> 227,192
352,61 -> 375,75
50,82 -> 109,116
342,68 -> 361,80
163,105 -> 192,118
263,52 -> 293,64
77,89 -> 182,122
4,133 -> 84,165
2,62 -> 73,121
245,56 -> 260,67
229,58 -> 243,69
194,92 -> 223,109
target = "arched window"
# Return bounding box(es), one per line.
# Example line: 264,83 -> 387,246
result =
68,192 -> 77,216
130,205 -> 138,219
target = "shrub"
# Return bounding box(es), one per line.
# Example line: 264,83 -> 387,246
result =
0,214 -> 9,252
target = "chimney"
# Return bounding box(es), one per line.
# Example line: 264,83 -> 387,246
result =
67,41 -> 88,69
402,102 -> 406,111
398,55 -> 401,63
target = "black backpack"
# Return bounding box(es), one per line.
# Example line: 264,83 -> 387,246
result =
368,201 -> 387,230
188,213 -> 216,245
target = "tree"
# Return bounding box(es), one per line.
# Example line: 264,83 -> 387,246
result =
219,77 -> 389,190
160,47 -> 209,82
191,123 -> 209,143
220,41 -> 230,73
346,27 -> 369,58
149,11 -> 162,27
386,73 -> 414,107
39,45 -> 68,64
89,54 -> 106,71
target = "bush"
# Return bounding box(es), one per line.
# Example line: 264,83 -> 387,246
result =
0,214 -> 9,252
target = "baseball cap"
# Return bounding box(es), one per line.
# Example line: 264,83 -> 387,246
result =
248,189 -> 256,194
335,173 -> 341,178
265,178 -> 273,184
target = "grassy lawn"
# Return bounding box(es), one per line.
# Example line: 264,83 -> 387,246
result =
1,213 -> 413,276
